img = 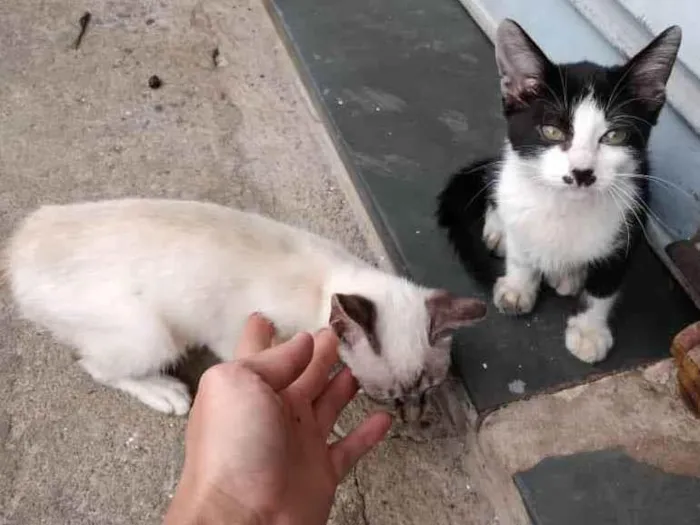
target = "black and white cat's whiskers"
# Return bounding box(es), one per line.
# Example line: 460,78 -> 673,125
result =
437,19 -> 681,363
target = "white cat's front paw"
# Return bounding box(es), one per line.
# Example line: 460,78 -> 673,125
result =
545,269 -> 586,297
565,315 -> 613,363
117,376 -> 192,416
493,277 -> 537,315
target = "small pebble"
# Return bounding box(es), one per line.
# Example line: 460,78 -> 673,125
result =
148,75 -> 163,89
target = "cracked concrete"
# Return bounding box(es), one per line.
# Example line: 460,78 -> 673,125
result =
480,362 -> 700,482
2,1 -> 699,524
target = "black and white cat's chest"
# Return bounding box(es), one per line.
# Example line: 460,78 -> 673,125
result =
494,170 -> 625,269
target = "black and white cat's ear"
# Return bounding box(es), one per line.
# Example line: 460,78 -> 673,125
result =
425,290 -> 487,346
329,293 -> 380,354
623,25 -> 682,112
495,19 -> 551,106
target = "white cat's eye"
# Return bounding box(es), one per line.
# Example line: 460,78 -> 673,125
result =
540,125 -> 566,142
601,129 -> 629,145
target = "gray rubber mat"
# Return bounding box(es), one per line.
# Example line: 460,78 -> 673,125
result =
266,0 -> 698,412
514,449 -> 700,525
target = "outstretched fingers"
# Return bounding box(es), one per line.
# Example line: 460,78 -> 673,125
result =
239,332 -> 314,392
314,367 -> 359,436
330,412 -> 392,481
291,329 -> 340,400
236,313 -> 277,357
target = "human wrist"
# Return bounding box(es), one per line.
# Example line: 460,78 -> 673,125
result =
163,472 -> 259,525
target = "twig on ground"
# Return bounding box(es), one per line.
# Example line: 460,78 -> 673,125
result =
74,12 -> 92,50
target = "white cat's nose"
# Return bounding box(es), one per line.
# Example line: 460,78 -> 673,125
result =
564,169 -> 596,187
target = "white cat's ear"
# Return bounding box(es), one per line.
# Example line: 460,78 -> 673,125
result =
329,294 -> 380,354
495,19 -> 550,107
426,290 -> 487,345
623,25 -> 681,112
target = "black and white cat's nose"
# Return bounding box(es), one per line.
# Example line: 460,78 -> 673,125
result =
564,169 -> 596,187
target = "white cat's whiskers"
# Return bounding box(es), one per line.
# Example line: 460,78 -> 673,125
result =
557,66 -> 570,111
612,176 -> 687,239
609,183 -> 662,245
539,81 -> 566,113
607,96 -> 668,117
607,188 -> 633,256
604,64 -> 637,115
531,97 -> 564,113
616,172 -> 697,203
609,113 -> 656,141
464,179 -> 497,215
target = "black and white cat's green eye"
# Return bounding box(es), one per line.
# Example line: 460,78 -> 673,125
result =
540,125 -> 566,142
601,129 -> 629,145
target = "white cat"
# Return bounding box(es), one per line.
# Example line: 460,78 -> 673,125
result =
6,198 -> 486,417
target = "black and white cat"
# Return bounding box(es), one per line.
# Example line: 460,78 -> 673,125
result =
437,19 -> 682,363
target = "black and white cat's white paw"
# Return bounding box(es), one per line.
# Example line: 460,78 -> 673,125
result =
545,268 -> 586,297
493,276 -> 538,315
565,314 -> 613,363
482,205 -> 506,257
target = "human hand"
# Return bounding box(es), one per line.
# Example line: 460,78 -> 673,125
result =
164,314 -> 393,525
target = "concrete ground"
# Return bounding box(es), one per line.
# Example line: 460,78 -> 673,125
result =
1,1 -> 699,524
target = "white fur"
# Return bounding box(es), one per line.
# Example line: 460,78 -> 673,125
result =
566,295 -> 616,363
483,203 -> 506,257
493,251 -> 540,315
538,96 -> 638,192
545,266 -> 587,297
488,96 -> 640,362
6,199 -> 452,414
495,146 -> 630,273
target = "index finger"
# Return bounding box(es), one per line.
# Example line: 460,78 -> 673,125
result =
236,313 -> 276,358
290,329 -> 340,400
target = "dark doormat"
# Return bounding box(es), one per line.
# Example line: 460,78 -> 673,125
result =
266,0 -> 698,412
514,449 -> 700,525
